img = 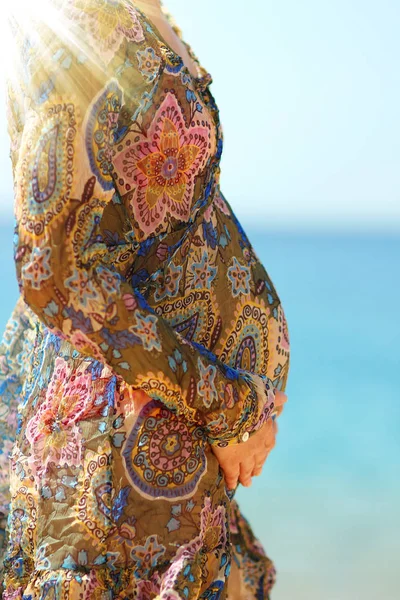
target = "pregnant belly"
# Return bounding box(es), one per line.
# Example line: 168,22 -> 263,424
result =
150,258 -> 290,396
216,296 -> 290,390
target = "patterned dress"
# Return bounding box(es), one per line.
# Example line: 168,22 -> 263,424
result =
0,1 -> 290,598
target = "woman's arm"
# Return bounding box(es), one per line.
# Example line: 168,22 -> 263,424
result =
6,0 -> 276,447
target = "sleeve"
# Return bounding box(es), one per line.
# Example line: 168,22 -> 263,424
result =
6,0 -> 276,448
0,297 -> 37,579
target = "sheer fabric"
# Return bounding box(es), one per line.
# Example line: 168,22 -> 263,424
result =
0,1 -> 290,597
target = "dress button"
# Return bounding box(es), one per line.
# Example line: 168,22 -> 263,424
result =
241,431 -> 250,443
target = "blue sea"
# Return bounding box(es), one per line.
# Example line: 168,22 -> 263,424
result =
0,223 -> 399,600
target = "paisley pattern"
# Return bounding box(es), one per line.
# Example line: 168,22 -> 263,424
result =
15,102 -> 75,239
1,1 -> 291,598
85,80 -> 123,192
155,289 -> 217,346
122,400 -> 207,499
218,299 -> 270,375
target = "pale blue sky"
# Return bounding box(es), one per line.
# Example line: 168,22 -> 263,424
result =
0,0 -> 399,231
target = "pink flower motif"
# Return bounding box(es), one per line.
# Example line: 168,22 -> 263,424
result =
199,496 -> 228,550
113,92 -> 214,239
26,357 -> 108,476
160,497 -> 227,594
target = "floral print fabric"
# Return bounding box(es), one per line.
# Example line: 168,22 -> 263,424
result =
1,1 -> 290,598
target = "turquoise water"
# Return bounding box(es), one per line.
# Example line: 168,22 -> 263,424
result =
0,223 -> 399,599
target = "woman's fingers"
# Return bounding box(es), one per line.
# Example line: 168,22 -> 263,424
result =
253,448 -> 268,472
262,419 -> 278,451
222,464 -> 240,491
253,442 -> 272,474
239,460 -> 255,487
252,465 -> 263,477
211,404 -> 285,491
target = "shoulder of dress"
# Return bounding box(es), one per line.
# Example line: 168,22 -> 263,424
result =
9,0 -> 163,67
8,0 -> 168,112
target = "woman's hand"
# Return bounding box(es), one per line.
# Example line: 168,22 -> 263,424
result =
211,390 -> 288,490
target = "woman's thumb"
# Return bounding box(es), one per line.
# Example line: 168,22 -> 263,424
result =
274,390 -> 288,407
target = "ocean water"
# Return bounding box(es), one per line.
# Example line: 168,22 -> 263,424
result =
0,223 -> 399,600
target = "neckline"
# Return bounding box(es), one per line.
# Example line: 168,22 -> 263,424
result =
130,1 -> 213,88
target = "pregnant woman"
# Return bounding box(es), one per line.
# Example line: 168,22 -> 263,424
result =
0,0 -> 290,598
